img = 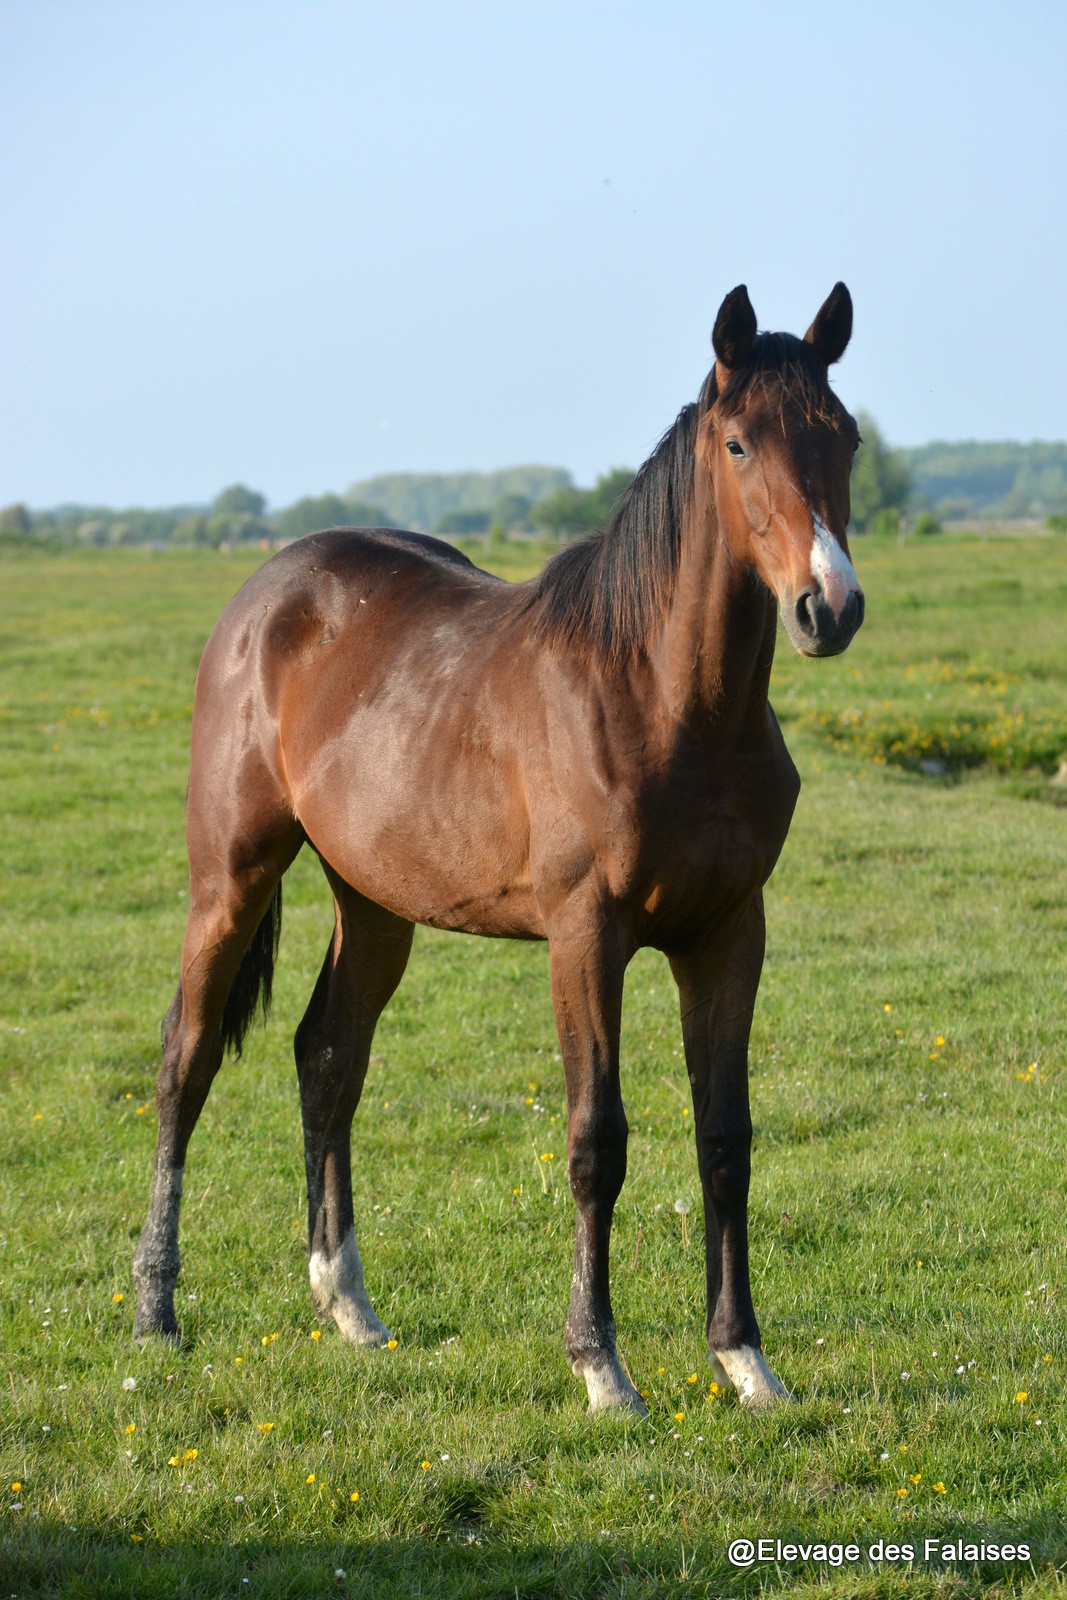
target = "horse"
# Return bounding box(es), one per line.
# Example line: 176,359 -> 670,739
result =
133,282 -> 864,1415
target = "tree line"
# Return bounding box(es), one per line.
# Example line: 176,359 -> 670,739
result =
4,419 -> 1065,552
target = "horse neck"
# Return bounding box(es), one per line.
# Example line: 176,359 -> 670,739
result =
653,470 -> 778,732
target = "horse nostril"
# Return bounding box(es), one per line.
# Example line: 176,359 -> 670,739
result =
853,590 -> 865,628
793,589 -> 819,638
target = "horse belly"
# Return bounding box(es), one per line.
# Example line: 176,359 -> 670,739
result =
287,696 -> 546,939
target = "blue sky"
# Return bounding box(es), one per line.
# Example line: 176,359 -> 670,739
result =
2,0 -> 1065,509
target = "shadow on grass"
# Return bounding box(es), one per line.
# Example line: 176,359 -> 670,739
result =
3,1517 -> 1060,1600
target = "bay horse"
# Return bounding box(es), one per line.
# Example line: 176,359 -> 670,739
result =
133,283 -> 864,1414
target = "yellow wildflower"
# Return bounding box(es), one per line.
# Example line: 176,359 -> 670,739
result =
910,1473 -> 921,1484
674,1411 -> 685,1422
933,1482 -> 946,1493
1015,1391 -> 1028,1403
305,1474 -> 315,1485
349,1490 -> 360,1502
310,1330 -> 321,1341
257,1423 -> 274,1433
387,1339 -> 399,1350
421,1459 -> 431,1470
125,1423 -> 137,1435
112,1293 -> 124,1304
11,1483 -> 21,1493
184,1448 -> 198,1461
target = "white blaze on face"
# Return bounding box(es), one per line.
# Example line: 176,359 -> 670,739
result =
810,514 -> 859,619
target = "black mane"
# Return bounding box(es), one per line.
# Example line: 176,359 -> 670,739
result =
525,401 -> 700,665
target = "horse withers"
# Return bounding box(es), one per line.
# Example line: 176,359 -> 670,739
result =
133,283 -> 864,1414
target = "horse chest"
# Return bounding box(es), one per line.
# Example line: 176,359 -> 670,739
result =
612,744 -> 799,937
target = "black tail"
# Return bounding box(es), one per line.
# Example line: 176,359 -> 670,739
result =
220,883 -> 283,1058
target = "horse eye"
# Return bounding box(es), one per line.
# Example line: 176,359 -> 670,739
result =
725,439 -> 747,459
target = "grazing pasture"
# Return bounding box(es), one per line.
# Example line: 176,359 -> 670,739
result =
1,535 -> 1064,1598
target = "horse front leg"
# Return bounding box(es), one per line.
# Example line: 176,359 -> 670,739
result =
669,897 -> 792,1409
549,919 -> 645,1417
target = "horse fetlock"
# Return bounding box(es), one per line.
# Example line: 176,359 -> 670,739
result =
572,1349 -> 648,1417
132,1276 -> 180,1342
713,1344 -> 794,1408
308,1230 -> 391,1347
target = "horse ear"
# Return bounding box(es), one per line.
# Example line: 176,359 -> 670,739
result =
712,284 -> 757,371
804,282 -> 852,366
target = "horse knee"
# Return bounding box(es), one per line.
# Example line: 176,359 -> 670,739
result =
568,1103 -> 628,1205
700,1126 -> 751,1209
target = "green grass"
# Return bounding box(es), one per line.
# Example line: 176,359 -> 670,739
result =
1,535 -> 1064,1598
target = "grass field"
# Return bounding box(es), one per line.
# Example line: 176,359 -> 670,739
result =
1,533 -> 1065,1598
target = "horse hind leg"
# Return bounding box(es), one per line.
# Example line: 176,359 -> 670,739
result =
295,872 -> 413,1346
133,831 -> 299,1340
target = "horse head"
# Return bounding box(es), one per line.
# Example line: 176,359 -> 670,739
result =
702,282 -> 865,657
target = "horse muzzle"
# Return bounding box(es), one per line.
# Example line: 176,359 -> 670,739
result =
782,583 -> 865,657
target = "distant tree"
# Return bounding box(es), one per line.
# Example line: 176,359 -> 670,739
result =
274,495 -> 392,540
275,494 -> 349,541
587,468 -> 635,526
172,514 -> 211,546
213,484 -> 267,518
849,413 -> 911,531
204,512 -> 273,546
529,485 -> 590,538
531,468 -> 635,539
0,502 -> 31,540
871,508 -> 903,539
912,511 -> 942,537
491,493 -> 532,530
1047,512 -> 1067,534
348,467 -> 571,531
76,519 -> 110,546
346,500 -> 393,528
437,509 -> 490,535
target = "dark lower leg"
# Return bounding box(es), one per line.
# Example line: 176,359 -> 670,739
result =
673,914 -> 791,1406
696,1078 -> 760,1354
296,890 -> 411,1343
551,926 -> 643,1414
133,989 -> 223,1338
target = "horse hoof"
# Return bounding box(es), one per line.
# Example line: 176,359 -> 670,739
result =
589,1389 -> 649,1420
713,1345 -> 793,1409
133,1312 -> 180,1345
739,1381 -> 795,1411
579,1355 -> 648,1417
331,1303 -> 393,1347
